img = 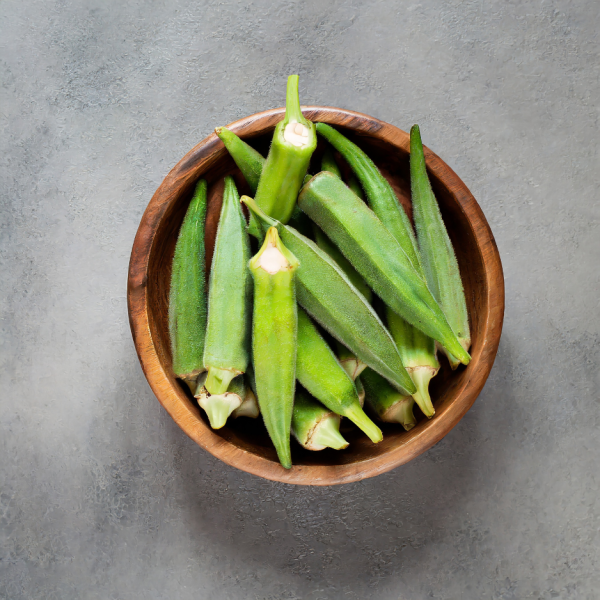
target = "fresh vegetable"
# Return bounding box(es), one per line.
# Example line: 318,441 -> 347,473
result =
215,127 -> 265,195
312,225 -> 372,302
386,308 -> 439,418
298,172 -> 471,366
253,75 -> 317,225
321,146 -> 342,178
347,173 -> 364,200
203,176 -> 252,401
362,368 -> 417,431
292,388 -> 348,450
315,122 -> 421,272
168,179 -> 208,392
241,196 -> 416,394
296,307 -> 382,443
411,124 -> 471,368
250,227 -> 299,469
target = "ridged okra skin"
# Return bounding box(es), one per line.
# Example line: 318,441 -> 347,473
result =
410,125 -> 471,369
292,389 -> 348,451
298,172 -> 471,366
296,307 -> 382,443
240,196 -> 416,395
362,368 -> 417,431
215,127 -> 265,195
254,75 -> 317,225
250,227 -> 299,469
386,307 -> 439,418
203,176 -> 252,395
168,179 -> 208,385
321,146 -> 342,178
315,122 -> 421,273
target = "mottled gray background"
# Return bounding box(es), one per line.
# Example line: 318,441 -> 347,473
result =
1,0 -> 599,598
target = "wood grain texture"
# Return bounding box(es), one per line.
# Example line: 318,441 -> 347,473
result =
127,107 -> 505,486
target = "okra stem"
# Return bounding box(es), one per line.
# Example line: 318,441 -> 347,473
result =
250,227 -> 300,469
292,389 -> 348,451
362,368 -> 417,431
195,372 -> 243,429
386,307 -> 439,418
230,374 -> 260,419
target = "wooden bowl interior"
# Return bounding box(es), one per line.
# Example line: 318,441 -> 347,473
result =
144,123 -> 487,469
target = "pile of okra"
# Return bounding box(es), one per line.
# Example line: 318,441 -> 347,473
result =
169,75 -> 471,469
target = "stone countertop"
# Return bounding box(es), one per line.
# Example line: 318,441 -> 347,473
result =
1,1 -> 598,598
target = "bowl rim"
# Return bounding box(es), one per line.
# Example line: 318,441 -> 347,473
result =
127,106 -> 505,486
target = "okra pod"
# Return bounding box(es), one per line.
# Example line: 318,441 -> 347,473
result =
241,196 -> 416,394
312,225 -> 372,303
215,127 -> 265,195
321,146 -> 342,178
195,372 -> 243,429
203,176 -> 252,398
292,389 -> 349,451
315,122 -> 421,272
296,307 -> 382,443
298,172 -> 471,366
347,173 -> 364,200
410,124 -> 471,369
168,179 -> 208,390
250,227 -> 299,469
253,75 -> 317,225
362,368 -> 417,431
386,308 -> 439,418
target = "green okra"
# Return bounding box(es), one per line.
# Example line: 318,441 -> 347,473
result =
240,196 -> 416,395
195,372 -> 243,429
362,368 -> 417,431
253,75 -> 317,225
203,176 -> 252,399
410,124 -> 471,369
386,308 -> 439,418
313,156 -> 372,381
231,374 -> 260,419
312,225 -> 372,303
296,307 -> 382,443
298,172 -> 471,366
250,227 -> 300,469
321,146 -> 342,178
316,122 -> 422,273
215,127 -> 265,195
292,388 -> 349,451
168,179 -> 208,391
347,173 -> 364,200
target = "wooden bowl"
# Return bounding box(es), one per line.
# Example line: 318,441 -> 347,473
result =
127,107 -> 504,486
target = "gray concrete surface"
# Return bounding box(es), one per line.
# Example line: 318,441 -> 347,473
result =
1,0 -> 599,598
